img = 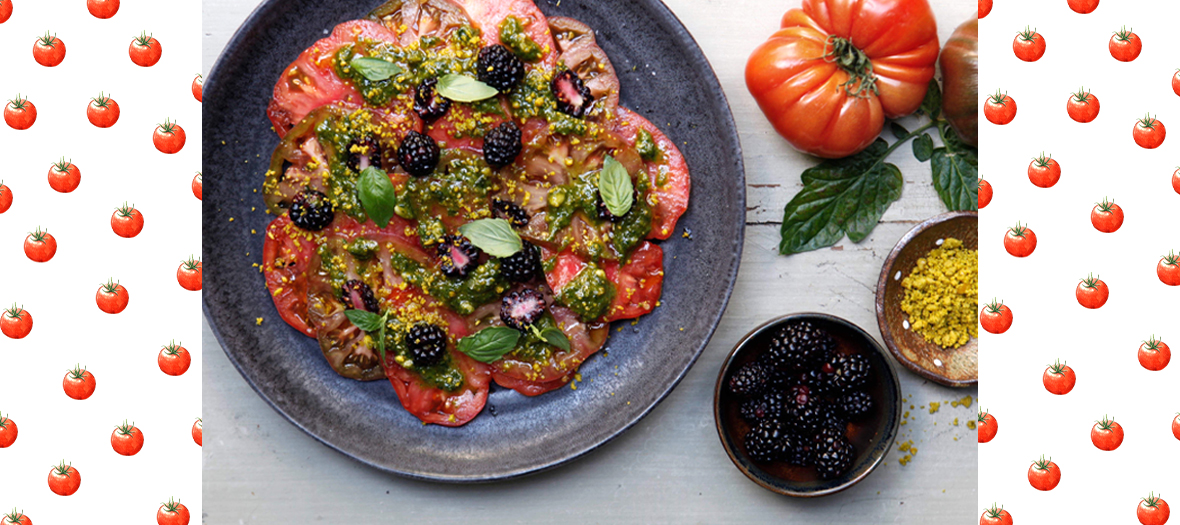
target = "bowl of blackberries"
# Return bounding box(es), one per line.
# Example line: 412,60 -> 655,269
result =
714,313 -> 902,497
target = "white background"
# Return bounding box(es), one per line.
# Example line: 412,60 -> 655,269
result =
979,0 -> 1179,522
0,0 -> 202,522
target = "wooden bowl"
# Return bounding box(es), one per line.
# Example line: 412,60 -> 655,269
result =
875,211 -> 978,387
713,313 -> 902,497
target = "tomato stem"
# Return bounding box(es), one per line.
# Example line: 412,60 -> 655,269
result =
822,36 -> 879,99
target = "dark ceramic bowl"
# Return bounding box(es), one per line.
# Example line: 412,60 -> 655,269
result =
713,313 -> 902,497
875,212 -> 978,388
203,0 -> 745,481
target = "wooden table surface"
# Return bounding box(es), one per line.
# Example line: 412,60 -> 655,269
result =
201,0 -> 978,522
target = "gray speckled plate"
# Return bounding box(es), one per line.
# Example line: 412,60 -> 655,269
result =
202,0 -> 744,482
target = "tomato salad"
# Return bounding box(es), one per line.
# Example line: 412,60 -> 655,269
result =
259,0 -> 690,426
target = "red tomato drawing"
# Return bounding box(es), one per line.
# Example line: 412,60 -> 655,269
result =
86,0 -> 118,19
1091,198 -> 1123,233
159,341 -> 191,376
1068,0 -> 1099,13
1174,70 -> 1180,97
1,510 -> 29,525
1139,337 -> 1171,371
47,461 -> 81,496
1173,414 -> 1180,441
96,279 -> 129,314
1028,456 -> 1061,491
978,0 -> 992,18
978,410 -> 998,443
87,93 -> 119,128
111,203 -> 143,238
1173,167 -> 1180,195
1028,154 -> 1061,187
980,300 -> 1013,334
5,95 -> 36,130
192,418 -> 202,446
978,179 -> 992,208
157,498 -> 190,525
47,158 -> 80,193
984,91 -> 1017,125
1013,27 -> 1046,62
1138,494 -> 1170,525
1,305 -> 32,339
0,0 -> 11,23
0,413 -> 17,448
129,32 -> 161,67
0,182 -> 11,213
63,365 -> 96,400
1109,27 -> 1142,62
32,32 -> 65,67
192,173 -> 202,200
1076,274 -> 1109,309
1043,360 -> 1076,395
1066,89 -> 1100,123
980,505 -> 1012,525
1159,252 -> 1180,286
153,119 -> 186,154
1134,115 -> 1166,149
23,227 -> 56,262
1090,416 -> 1124,451
177,257 -> 202,291
110,421 -> 143,456
1003,223 -> 1036,257
192,75 -> 203,102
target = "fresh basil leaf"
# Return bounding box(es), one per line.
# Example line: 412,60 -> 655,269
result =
779,138 -> 904,254
458,218 -> 522,257
912,133 -> 934,162
375,323 -> 387,361
345,309 -> 384,332
538,327 -> 571,351
930,122 -> 979,211
598,155 -> 634,217
457,327 -> 521,363
350,56 -> 404,82
918,78 -> 942,120
436,74 -> 498,102
358,166 -> 397,228
890,122 -> 910,140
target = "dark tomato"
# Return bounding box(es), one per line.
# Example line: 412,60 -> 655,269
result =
612,108 -> 690,240
941,20 -> 978,147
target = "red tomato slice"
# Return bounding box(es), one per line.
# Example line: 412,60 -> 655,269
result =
453,0 -> 558,68
612,108 -> 690,240
368,0 -> 478,47
262,215 -> 320,337
425,99 -> 512,153
384,324 -> 492,427
488,304 -> 608,386
492,370 -> 572,396
603,241 -> 664,322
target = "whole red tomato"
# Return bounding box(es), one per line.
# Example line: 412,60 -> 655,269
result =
1013,27 -> 1046,62
1028,456 -> 1061,491
154,120 -> 186,154
159,342 -> 192,376
1159,252 -> 1180,286
977,410 -> 998,443
1138,494 -> 1170,525
177,257 -> 202,291
1091,198 -> 1123,233
48,158 -> 80,193
192,418 -> 202,446
0,413 -> 17,448
86,0 -> 119,19
192,75 -> 203,102
63,366 -> 96,400
1066,89 -> 1100,123
0,0 -> 11,23
1028,154 -> 1060,187
984,91 -> 1016,125
1134,115 -> 1166,149
0,182 -> 11,213
32,32 -> 65,67
157,498 -> 190,525
129,32 -> 162,66
1139,337 -> 1171,371
1110,27 -> 1142,62
1,305 -> 32,339
978,0 -> 992,18
47,461 -> 81,496
980,505 -> 1012,525
1003,223 -> 1036,257
1172,414 -> 1180,441
111,203 -> 143,238
23,227 -> 56,262
941,19 -> 978,147
87,93 -> 119,128
1076,275 -> 1108,309
5,95 -> 36,130
192,173 -> 202,200
745,0 -> 939,158
1043,360 -> 1076,395
1068,0 -> 1099,13
980,300 -> 1012,334
1,509 -> 29,525
1173,168 -> 1180,195
978,179 -> 992,208
96,279 -> 129,314
110,421 -> 143,456
1090,416 -> 1123,451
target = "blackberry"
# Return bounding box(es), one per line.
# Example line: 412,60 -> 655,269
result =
743,419 -> 787,464
437,234 -> 481,278
785,384 -> 813,407
500,241 -> 540,283
477,44 -> 524,91
727,362 -> 771,397
787,397 -> 828,435
398,130 -> 440,177
783,432 -> 815,466
492,198 -> 530,227
819,406 -> 849,433
341,279 -> 379,313
406,323 -> 447,367
827,354 -> 871,393
764,320 -> 836,372
802,367 -> 834,395
814,428 -> 855,480
289,189 -> 334,231
836,391 -> 873,419
413,78 -> 451,122
483,121 -> 522,168
551,70 -> 594,118
346,136 -> 384,173
739,390 -> 787,423
596,197 -> 624,223
500,289 -> 546,330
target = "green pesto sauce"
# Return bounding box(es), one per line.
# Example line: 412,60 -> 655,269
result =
333,26 -> 484,107
311,114 -> 373,220
507,70 -> 588,136
317,244 -> 350,292
556,262 -> 614,320
346,238 -> 379,260
389,253 -> 508,315
384,323 -> 464,391
509,315 -> 560,361
499,16 -> 543,62
404,152 -> 493,245
611,176 -> 652,257
636,129 -> 660,161
545,168 -> 653,260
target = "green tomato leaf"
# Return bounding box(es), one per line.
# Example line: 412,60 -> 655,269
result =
598,155 -> 634,217
458,326 -> 521,363
358,166 -> 397,228
350,56 -> 404,82
930,122 -> 979,211
538,327 -> 571,351
918,78 -> 942,120
344,309 -> 384,332
436,74 -> 498,102
458,218 -> 522,257
779,138 -> 904,254
890,122 -> 910,140
912,133 -> 935,162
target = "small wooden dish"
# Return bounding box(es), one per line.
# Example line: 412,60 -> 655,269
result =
875,211 -> 978,388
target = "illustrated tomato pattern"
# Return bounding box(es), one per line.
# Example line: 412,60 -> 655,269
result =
0,1 -> 199,521
980,2 -> 1176,523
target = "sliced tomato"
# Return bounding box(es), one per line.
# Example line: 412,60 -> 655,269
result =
368,0 -> 477,46
262,215 -> 321,337
425,99 -> 512,154
612,107 -> 690,240
602,241 -> 664,322
492,370 -> 572,396
548,17 -> 620,114
384,321 -> 491,426
488,304 -> 608,387
453,0 -> 557,67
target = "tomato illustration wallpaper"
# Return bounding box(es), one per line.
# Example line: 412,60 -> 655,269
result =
0,0 -> 201,523
978,0 -> 1178,523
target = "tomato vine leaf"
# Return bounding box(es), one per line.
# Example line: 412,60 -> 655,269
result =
929,121 -> 979,211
